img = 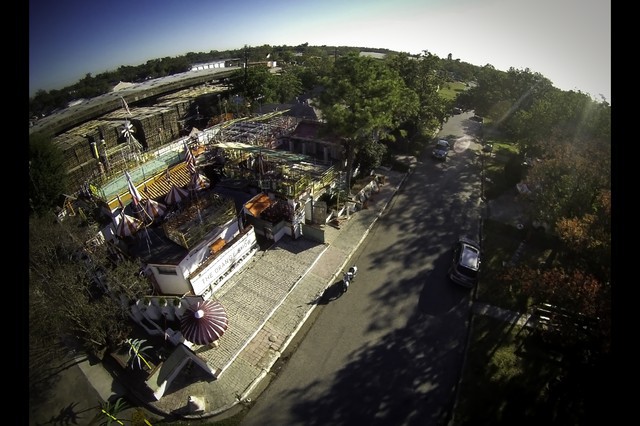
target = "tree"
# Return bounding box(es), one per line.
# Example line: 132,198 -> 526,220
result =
29,213 -> 150,364
385,51 -> 447,137
316,53 -> 419,190
289,55 -> 333,92
524,135 -> 610,240
555,189 -> 611,280
501,265 -> 610,354
355,140 -> 388,176
29,132 -> 69,216
227,66 -> 278,109
507,89 -> 609,156
273,68 -> 303,103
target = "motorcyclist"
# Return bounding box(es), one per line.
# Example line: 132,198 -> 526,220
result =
342,266 -> 358,293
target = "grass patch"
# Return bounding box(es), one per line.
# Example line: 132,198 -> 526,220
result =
439,81 -> 467,101
454,316 -> 566,425
487,139 -> 519,157
481,140 -> 523,200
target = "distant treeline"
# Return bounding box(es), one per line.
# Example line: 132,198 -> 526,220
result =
28,43 -> 479,119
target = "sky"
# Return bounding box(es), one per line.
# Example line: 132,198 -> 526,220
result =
29,0 -> 611,103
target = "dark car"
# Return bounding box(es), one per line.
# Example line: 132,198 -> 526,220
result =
432,139 -> 450,160
482,143 -> 493,153
449,237 -> 481,288
470,115 -> 484,123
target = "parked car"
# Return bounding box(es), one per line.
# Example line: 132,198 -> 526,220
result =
449,237 -> 481,288
432,139 -> 450,160
470,115 -> 484,123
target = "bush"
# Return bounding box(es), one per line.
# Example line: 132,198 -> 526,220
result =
504,156 -> 526,185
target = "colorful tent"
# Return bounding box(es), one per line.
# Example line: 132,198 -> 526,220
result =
115,211 -> 143,238
140,198 -> 166,222
165,184 -> 189,205
189,172 -> 210,193
183,140 -> 197,175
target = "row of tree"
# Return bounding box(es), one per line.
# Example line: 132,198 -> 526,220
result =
29,44 -> 477,118
457,64 -> 611,354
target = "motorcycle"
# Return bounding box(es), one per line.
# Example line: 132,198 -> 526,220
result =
341,266 -> 358,293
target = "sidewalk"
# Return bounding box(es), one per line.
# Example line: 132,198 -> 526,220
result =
114,168 -> 408,422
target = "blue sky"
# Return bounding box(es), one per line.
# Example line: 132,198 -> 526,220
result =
29,0 -> 611,103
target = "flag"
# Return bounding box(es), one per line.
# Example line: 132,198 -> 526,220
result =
183,141 -> 197,175
124,170 -> 143,208
116,194 -> 125,211
121,96 -> 131,116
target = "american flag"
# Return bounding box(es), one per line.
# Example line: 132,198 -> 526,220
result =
183,141 -> 197,175
121,96 -> 132,116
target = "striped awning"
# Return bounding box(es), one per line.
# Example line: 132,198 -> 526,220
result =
116,212 -> 143,238
180,299 -> 228,346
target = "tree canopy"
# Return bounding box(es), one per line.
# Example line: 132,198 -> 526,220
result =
29,132 -> 69,215
29,213 -> 150,361
316,53 -> 419,188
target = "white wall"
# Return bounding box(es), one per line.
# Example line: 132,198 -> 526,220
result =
148,218 -> 248,297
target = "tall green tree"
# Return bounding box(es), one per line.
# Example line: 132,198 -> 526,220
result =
289,55 -> 334,92
316,53 -> 419,190
386,51 -> 447,137
29,132 -> 69,215
505,87 -> 609,158
273,68 -> 304,103
460,66 -> 555,131
227,66 -> 278,109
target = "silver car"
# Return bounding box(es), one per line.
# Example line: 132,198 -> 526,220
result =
432,139 -> 450,160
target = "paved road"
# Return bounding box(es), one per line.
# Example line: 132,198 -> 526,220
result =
240,117 -> 483,426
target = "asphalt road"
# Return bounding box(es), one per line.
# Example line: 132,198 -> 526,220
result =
240,113 -> 483,426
